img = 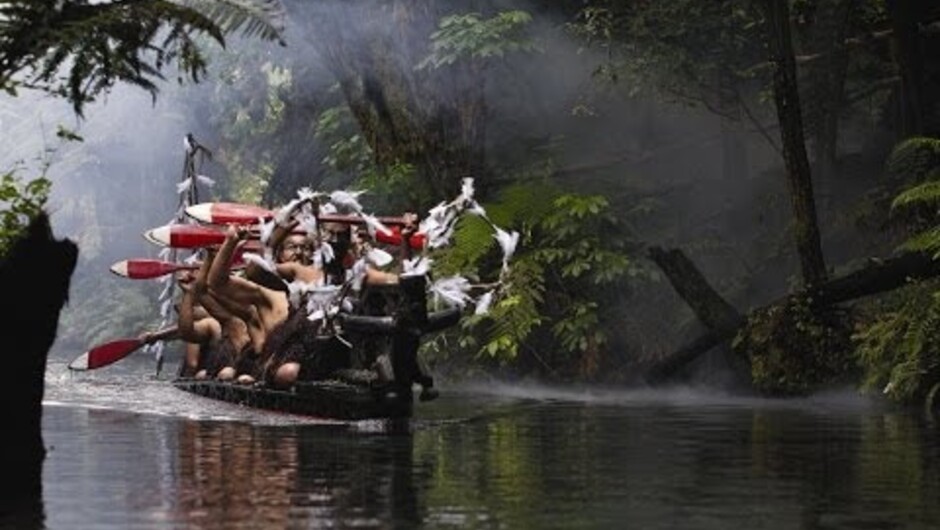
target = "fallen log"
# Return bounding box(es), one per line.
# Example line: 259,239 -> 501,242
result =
643,247 -> 940,383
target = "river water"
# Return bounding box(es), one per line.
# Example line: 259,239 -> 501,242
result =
17,356 -> 940,529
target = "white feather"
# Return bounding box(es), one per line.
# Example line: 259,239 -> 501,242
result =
349,258 -> 368,291
459,178 -> 475,205
474,290 -> 495,315
367,248 -> 394,268
467,200 -> 488,218
158,247 -> 171,261
494,227 -> 520,270
196,175 -> 215,187
428,224 -> 455,249
313,241 -> 334,265
158,280 -> 172,300
430,275 -> 472,309
361,212 -> 393,237
176,177 -> 193,195
402,256 -> 432,277
329,190 -> 367,213
258,218 -> 276,247
297,212 -> 318,238
160,298 -> 173,319
319,202 -> 338,215
297,187 -> 325,202
241,252 -> 277,274
274,198 -> 302,226
152,340 -> 164,362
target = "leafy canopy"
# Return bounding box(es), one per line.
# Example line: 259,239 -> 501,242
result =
0,0 -> 286,116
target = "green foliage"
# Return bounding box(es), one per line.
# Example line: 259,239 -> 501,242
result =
0,0 -> 285,116
733,295 -> 855,396
887,137 -> 940,255
417,11 -> 538,70
853,282 -> 940,405
315,102 -> 431,212
0,170 -> 50,257
316,105 -> 374,176
428,180 -> 652,379
884,137 -> 940,184
568,1 -> 763,107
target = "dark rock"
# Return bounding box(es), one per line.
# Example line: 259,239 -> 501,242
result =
0,212 -> 77,520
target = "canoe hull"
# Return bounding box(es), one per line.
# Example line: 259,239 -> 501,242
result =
172,378 -> 413,421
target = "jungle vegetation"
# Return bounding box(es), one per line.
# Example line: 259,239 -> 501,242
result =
1,0 -> 939,409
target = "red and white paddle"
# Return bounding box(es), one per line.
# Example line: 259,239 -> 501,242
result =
110,259 -> 199,279
144,224 -> 229,248
110,255 -> 251,279
185,202 -> 274,225
186,201 -> 412,227
68,338 -> 146,371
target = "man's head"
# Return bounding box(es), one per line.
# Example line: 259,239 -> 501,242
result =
322,222 -> 351,255
276,234 -> 313,265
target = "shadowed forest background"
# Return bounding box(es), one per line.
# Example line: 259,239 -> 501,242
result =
2,0 -> 939,409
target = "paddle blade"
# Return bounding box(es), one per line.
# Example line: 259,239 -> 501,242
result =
186,202 -> 274,225
68,339 -> 144,371
110,259 -> 197,279
143,224 -> 227,248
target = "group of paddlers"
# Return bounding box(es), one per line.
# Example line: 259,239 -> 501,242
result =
138,193 -> 435,394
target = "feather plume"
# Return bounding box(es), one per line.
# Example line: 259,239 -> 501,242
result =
329,190 -> 367,213
430,275 -> 472,308
176,177 -> 193,195
402,256 -> 432,277
474,290 -> 495,315
361,212 -> 393,237
297,212 -> 318,238
466,200 -> 488,218
274,198 -> 302,226
459,178 -> 475,205
297,187 -> 325,202
241,252 -> 278,274
367,248 -> 394,267
258,218 -> 276,247
152,340 -> 165,362
195,175 -> 215,187
493,227 -> 520,271
160,298 -> 173,319
313,241 -> 334,266
158,280 -> 173,300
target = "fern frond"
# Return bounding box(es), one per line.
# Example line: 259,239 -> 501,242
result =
891,178 -> 940,211
180,0 -> 286,45
884,136 -> 940,183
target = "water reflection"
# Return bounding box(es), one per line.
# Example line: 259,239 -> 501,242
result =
36,390 -> 940,530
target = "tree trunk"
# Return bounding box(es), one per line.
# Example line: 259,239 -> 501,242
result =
886,0 -> 926,138
759,0 -> 828,287
297,0 -> 488,202
647,247 -> 743,334
806,0 -> 855,184
718,67 -> 749,183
